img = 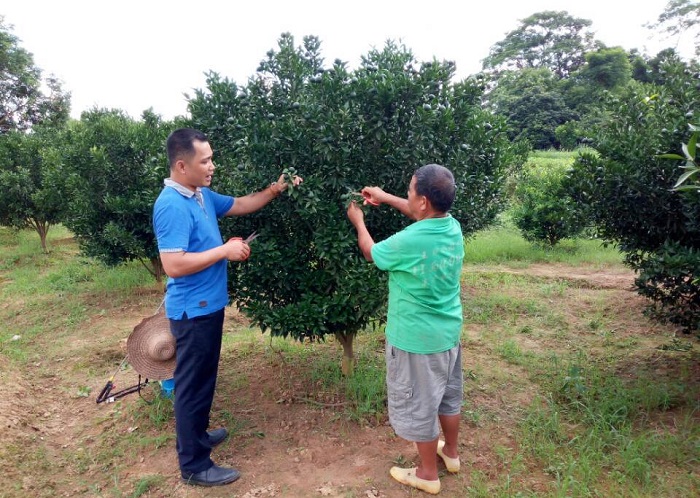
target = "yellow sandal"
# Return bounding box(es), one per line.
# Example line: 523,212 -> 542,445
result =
437,440 -> 460,473
389,467 -> 441,494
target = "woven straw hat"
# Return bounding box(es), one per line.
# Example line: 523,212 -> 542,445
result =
126,312 -> 176,380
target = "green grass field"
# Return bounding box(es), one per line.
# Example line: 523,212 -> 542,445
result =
0,223 -> 697,497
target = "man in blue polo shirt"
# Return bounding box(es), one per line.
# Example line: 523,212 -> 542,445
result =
153,128 -> 301,487
347,164 -> 464,495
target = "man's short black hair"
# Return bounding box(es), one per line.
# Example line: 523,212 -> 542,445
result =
166,128 -> 208,168
414,163 -> 456,213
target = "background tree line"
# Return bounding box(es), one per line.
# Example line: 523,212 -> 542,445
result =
1,1 -> 698,367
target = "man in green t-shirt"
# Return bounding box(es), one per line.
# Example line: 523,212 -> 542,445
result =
347,164 -> 464,495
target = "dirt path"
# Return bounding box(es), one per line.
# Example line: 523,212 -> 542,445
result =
511,263 -> 635,290
466,262 -> 636,290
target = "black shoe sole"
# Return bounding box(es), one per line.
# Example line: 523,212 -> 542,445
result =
181,473 -> 240,487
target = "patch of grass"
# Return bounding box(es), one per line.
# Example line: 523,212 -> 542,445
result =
342,350 -> 386,423
514,352 -> 700,496
129,390 -> 175,430
463,292 -> 543,325
495,339 -> 524,363
130,475 -> 165,497
466,215 -> 623,267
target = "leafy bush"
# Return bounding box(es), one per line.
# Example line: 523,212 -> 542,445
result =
555,121 -> 587,150
566,59 -> 700,332
0,129 -> 64,252
189,34 -> 527,369
49,109 -> 174,280
511,152 -> 586,246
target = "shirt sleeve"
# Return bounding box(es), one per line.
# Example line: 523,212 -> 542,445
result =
153,197 -> 191,253
205,189 -> 234,218
371,230 -> 407,271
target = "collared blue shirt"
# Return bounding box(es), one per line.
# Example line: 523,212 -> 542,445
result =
153,179 -> 234,319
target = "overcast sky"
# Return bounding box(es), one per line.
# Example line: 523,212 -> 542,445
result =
2,1 -> 693,120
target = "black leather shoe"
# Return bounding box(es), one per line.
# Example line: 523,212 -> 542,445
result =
207,428 -> 228,447
181,464 -> 240,486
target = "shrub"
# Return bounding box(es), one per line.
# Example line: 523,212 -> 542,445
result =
189,34 -> 527,371
567,59 -> 700,332
511,153 -> 586,246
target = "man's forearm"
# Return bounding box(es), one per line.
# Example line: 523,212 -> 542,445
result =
160,246 -> 228,278
381,193 -> 413,219
355,223 -> 375,262
227,183 -> 281,216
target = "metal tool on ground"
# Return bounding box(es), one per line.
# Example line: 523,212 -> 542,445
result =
96,299 -> 172,404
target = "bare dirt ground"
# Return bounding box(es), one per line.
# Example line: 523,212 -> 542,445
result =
0,262 -> 696,497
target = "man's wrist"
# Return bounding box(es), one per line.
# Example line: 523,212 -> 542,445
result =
269,182 -> 282,197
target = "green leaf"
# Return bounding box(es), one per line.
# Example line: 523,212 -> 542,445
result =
673,184 -> 700,192
672,168 -> 700,189
657,153 -> 685,160
682,142 -> 692,160
687,132 -> 697,159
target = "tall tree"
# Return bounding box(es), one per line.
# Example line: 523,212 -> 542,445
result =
0,16 -> 70,134
189,34 -> 527,374
579,47 -> 632,90
482,11 -> 598,78
486,68 -> 576,149
647,0 -> 700,56
554,46 -> 633,141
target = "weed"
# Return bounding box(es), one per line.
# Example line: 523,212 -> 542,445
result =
130,475 -> 164,497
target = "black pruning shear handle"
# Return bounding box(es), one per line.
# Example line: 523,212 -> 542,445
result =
243,231 -> 259,244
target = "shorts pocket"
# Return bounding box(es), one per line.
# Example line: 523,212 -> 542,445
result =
388,380 -> 413,419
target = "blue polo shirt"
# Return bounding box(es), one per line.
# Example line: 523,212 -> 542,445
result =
153,181 -> 234,320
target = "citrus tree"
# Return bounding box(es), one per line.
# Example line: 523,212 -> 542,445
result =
511,153 -> 586,246
189,34 -> 526,373
566,59 -> 700,332
49,108 -> 175,280
0,128 -> 64,251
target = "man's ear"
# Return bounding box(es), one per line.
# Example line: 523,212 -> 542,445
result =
173,159 -> 187,174
420,195 -> 430,213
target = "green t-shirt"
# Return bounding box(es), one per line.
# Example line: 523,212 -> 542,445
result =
371,215 -> 464,354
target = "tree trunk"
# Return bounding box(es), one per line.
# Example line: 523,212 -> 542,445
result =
152,257 -> 165,283
334,332 -> 355,376
143,257 -> 166,283
32,219 -> 49,253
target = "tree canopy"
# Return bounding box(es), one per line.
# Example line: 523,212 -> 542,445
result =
0,16 -> 70,134
647,0 -> 700,56
189,34 -> 527,372
482,11 -> 598,78
485,68 -> 577,149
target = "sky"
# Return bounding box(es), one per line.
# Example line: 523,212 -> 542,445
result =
2,0 -> 694,121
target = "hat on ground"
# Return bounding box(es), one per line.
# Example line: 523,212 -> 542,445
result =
126,312 -> 176,380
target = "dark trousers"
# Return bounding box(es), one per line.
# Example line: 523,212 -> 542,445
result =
170,308 -> 225,473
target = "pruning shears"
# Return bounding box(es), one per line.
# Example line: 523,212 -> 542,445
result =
351,191 -> 379,206
228,231 -> 260,246
244,231 -> 259,244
